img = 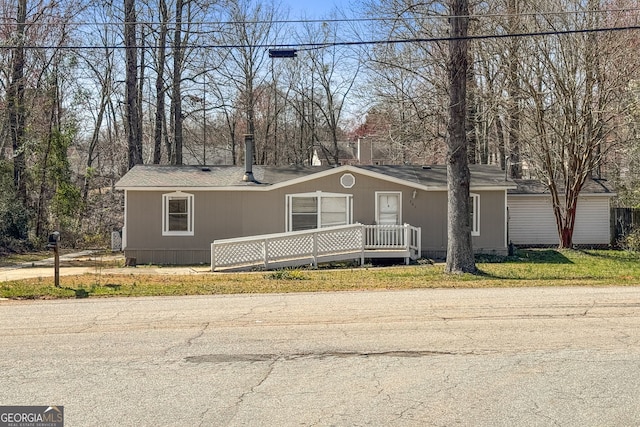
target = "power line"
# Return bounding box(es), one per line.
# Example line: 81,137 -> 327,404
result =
0,8 -> 638,27
1,25 -> 638,50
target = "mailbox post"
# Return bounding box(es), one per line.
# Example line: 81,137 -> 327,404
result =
47,232 -> 60,288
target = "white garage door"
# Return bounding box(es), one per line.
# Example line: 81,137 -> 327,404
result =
508,195 -> 611,245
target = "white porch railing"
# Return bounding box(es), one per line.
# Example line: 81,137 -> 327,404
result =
211,223 -> 421,271
362,224 -> 421,251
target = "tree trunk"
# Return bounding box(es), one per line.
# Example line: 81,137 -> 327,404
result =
82,66 -> 110,203
507,0 -> 522,179
466,53 -> 477,165
36,101 -> 55,240
153,0 -> 168,164
8,0 -> 27,204
171,0 -> 184,165
549,179 -> 581,249
445,0 -> 477,274
496,115 -> 506,170
137,26 -> 146,159
124,0 -> 142,169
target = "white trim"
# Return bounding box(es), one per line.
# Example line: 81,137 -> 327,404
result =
162,191 -> 195,236
117,185 -> 515,193
470,193 -> 480,236
286,191 -> 353,232
504,190 -> 508,247
287,191 -> 351,198
375,191 -> 402,225
122,190 -> 128,249
340,173 -> 356,188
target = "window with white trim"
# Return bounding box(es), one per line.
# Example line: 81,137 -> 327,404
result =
287,192 -> 352,231
162,192 -> 194,236
470,193 -> 480,236
340,173 -> 355,189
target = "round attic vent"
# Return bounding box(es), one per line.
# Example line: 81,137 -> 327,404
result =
340,173 -> 355,189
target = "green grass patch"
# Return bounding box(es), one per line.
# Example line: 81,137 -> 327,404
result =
264,269 -> 310,281
0,251 -> 53,267
2,249 -> 640,300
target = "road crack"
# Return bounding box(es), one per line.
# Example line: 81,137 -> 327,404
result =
185,349 -> 486,364
162,322 -> 210,356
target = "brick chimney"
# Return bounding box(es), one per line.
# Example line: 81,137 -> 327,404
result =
357,137 -> 373,165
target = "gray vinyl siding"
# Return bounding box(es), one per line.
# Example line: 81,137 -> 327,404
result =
474,191 -> 508,255
123,190 -> 286,264
507,195 -> 611,246
123,171 -> 509,264
124,249 -> 211,265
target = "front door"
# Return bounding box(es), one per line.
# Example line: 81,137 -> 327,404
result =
376,192 -> 401,245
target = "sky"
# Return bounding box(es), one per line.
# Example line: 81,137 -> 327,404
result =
283,0 -> 339,20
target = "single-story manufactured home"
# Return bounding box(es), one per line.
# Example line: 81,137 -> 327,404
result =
115,163 -> 516,265
507,179 -> 616,247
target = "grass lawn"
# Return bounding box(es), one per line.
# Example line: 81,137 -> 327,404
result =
2,249 -> 640,300
0,251 -> 54,268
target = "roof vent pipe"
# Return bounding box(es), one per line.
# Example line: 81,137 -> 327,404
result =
243,134 -> 255,182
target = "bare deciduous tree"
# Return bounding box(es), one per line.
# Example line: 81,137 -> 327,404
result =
8,0 -> 27,204
445,0 -> 476,273
295,19 -> 360,165
358,0 -> 450,164
153,0 -> 169,164
124,0 -> 143,169
520,0 -> 640,248
170,0 -> 185,164
214,0 -> 282,166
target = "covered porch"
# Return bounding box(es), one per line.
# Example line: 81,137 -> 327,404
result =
211,223 -> 422,271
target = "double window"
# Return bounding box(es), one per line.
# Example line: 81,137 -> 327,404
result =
162,192 -> 194,236
287,192 -> 352,231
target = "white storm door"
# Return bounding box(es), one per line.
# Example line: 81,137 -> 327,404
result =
376,192 -> 401,225
376,192 -> 402,246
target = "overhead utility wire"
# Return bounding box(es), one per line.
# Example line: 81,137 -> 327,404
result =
0,8 -> 638,26
271,25 -> 640,52
1,24 -> 639,50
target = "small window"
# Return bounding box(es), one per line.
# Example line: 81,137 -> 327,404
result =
340,173 -> 355,189
470,193 -> 480,236
163,192 -> 194,236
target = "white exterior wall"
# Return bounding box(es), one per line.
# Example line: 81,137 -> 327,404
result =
508,195 -> 611,246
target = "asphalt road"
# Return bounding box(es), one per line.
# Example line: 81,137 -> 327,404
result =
1,287 -> 640,426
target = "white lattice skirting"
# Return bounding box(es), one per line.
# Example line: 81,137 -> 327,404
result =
211,223 -> 421,271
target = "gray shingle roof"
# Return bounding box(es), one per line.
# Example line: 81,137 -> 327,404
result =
358,164 -> 512,188
114,165 -> 270,188
509,178 -> 615,195
115,164 -> 514,190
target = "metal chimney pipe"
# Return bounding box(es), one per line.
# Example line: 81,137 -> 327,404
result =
243,134 -> 255,182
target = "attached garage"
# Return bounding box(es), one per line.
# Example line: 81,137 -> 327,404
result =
508,179 -> 615,246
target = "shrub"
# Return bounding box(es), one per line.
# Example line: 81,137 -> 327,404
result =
620,227 -> 640,252
0,180 -> 31,253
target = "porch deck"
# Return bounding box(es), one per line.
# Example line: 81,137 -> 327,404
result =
211,223 -> 422,272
